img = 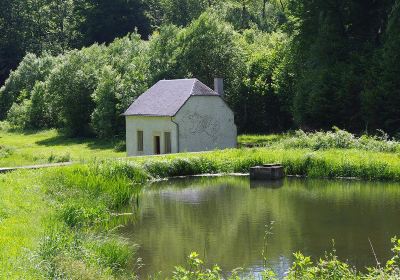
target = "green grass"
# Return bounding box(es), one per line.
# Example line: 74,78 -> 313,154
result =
0,129 -> 124,167
2,157 -> 400,279
0,161 -> 144,279
0,170 -> 48,279
126,147 -> 400,181
2,128 -> 400,278
237,134 -> 283,147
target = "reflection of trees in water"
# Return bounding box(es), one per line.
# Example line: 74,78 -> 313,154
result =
121,177 -> 400,277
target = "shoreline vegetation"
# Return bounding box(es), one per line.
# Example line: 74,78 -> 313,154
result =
2,128 -> 400,278
3,127 -> 400,181
1,160 -> 400,279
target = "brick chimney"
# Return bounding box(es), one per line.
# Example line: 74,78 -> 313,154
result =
214,78 -> 224,98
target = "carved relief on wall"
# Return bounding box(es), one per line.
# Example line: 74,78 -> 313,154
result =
181,112 -> 220,142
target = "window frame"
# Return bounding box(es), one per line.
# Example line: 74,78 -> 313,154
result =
164,131 -> 172,154
137,130 -> 144,152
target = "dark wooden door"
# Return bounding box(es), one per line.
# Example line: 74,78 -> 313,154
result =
154,136 -> 161,154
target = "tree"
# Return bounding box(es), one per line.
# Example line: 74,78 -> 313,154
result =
233,30 -> 293,132
46,47 -> 105,136
177,12 -> 245,101
288,0 -> 392,132
363,0 -> 400,135
147,24 -> 182,83
0,53 -> 58,119
74,0 -> 151,45
91,67 -> 121,138
147,0 -> 211,27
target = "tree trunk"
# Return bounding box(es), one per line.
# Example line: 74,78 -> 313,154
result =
262,0 -> 267,19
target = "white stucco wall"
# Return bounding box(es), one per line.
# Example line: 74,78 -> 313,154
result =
125,116 -> 178,156
174,96 -> 237,152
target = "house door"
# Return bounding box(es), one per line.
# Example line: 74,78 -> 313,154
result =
154,136 -> 161,154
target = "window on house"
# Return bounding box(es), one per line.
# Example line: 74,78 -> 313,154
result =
164,132 -> 171,154
137,130 -> 143,152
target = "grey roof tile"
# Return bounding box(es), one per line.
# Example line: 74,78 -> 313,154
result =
124,78 -> 219,116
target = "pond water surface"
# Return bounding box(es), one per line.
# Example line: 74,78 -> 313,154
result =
121,176 -> 400,278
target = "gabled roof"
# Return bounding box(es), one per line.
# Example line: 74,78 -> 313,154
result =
123,78 -> 220,117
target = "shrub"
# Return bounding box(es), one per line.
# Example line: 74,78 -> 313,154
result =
6,99 -> 32,130
47,153 -> 71,163
278,128 -> 400,153
0,145 -> 14,158
0,53 -> 58,120
113,140 -> 126,152
60,202 -> 109,228
91,238 -> 135,274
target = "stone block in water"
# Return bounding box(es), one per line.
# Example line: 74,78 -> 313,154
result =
249,164 -> 284,180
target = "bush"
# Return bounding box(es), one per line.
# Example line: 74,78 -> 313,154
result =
278,128 -> 400,153
0,53 -> 58,120
113,140 -> 126,152
0,145 -> 14,158
47,153 -> 71,163
6,99 -> 32,130
91,238 -> 135,273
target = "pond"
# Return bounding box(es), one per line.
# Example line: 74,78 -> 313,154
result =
120,176 -> 400,278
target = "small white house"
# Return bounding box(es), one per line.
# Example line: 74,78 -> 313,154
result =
123,78 -> 237,156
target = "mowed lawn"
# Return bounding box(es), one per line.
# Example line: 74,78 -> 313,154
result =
0,129 -> 277,168
0,130 -> 124,167
0,170 -> 48,279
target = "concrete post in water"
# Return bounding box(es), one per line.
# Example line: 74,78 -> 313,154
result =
249,164 -> 284,180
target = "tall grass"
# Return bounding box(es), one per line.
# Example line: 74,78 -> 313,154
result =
31,161 -> 149,279
275,128 -> 400,152
4,127 -> 400,278
130,147 -> 400,181
0,170 -> 48,279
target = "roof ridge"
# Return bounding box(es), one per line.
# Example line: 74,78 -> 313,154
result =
161,78 -> 197,82
189,78 -> 198,95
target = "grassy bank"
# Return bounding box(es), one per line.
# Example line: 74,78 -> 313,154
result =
2,159 -> 400,279
126,148 -> 400,181
0,129 -> 124,167
0,162 -> 149,279
0,170 -> 48,279
2,128 -> 400,278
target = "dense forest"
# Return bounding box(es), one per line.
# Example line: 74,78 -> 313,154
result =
0,0 -> 399,138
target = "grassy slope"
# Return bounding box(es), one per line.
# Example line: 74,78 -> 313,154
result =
0,170 -> 48,279
0,130 -> 124,167
1,160 -> 399,279
2,130 -> 400,278
128,148 -> 400,180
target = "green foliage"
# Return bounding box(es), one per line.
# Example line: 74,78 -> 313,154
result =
2,0 -> 400,138
4,146 -> 400,278
0,53 -> 58,119
91,66 -> 122,138
234,30 -> 293,133
161,240 -> 400,279
149,0 -> 211,27
0,145 -> 14,158
29,81 -> 53,129
177,12 -> 244,100
147,24 -> 182,83
171,252 -> 223,280
74,0 -> 151,45
47,47 -> 104,136
34,161 -> 147,278
91,238 -> 135,274
6,99 -> 31,130
278,128 -> 400,153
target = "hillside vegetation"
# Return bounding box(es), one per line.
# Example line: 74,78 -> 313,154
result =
1,0 -> 400,138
